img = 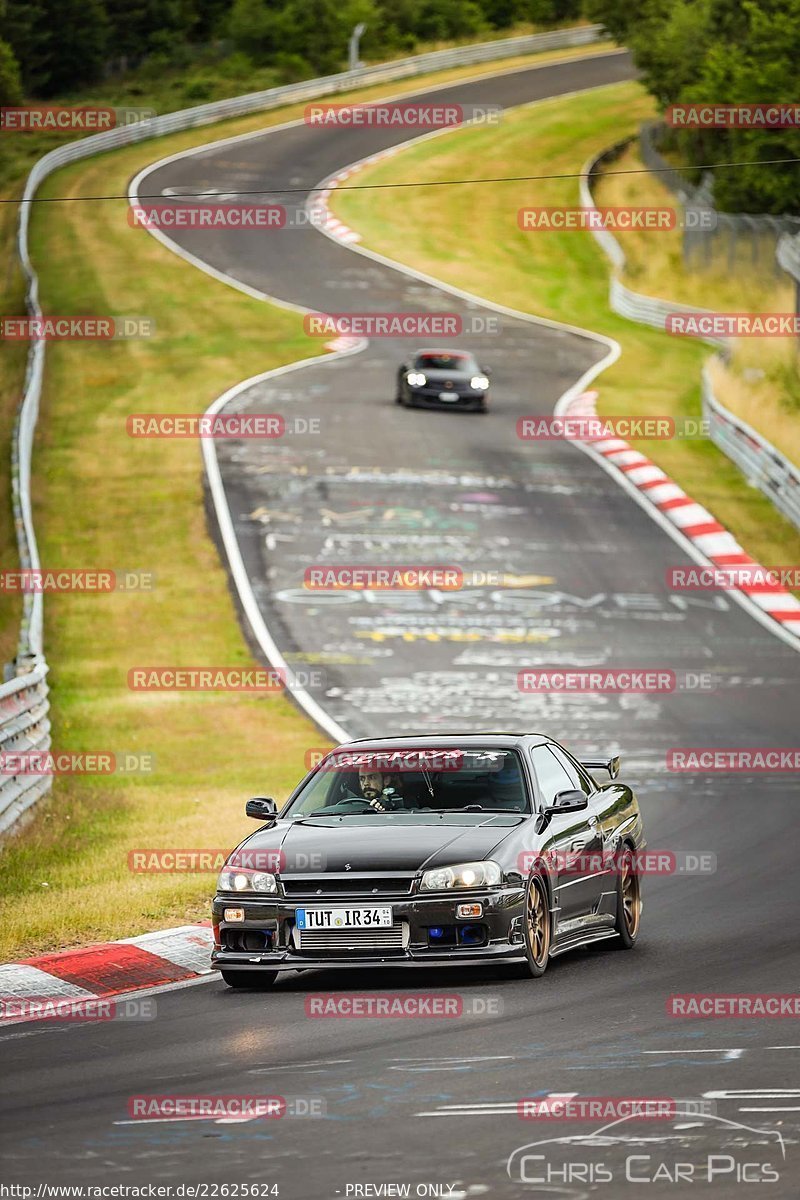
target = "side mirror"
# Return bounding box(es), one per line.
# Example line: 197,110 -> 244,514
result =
545,789 -> 588,815
482,366 -> 493,376
246,796 -> 278,820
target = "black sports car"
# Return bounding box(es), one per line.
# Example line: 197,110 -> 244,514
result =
395,348 -> 491,411
211,733 -> 645,987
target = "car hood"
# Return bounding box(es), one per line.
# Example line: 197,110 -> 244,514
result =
238,816 -> 520,874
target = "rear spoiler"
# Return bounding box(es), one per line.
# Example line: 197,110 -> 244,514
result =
581,755 -> 621,780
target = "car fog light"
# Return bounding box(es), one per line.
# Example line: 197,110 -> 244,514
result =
457,903 -> 483,919
224,907 -> 245,922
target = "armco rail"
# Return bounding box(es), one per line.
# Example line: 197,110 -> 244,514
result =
702,366 -> 800,532
581,142 -> 800,532
2,24 -> 606,833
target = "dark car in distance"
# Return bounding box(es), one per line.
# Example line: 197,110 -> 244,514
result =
212,733 -> 645,988
395,348 -> 491,411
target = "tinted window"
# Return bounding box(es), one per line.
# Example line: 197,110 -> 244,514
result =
529,746 -> 575,806
288,748 -> 529,815
550,745 -> 595,795
414,352 -> 475,371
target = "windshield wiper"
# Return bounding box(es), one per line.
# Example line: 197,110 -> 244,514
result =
446,806 -> 523,813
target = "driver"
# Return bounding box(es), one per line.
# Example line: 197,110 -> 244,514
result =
358,769 -> 404,812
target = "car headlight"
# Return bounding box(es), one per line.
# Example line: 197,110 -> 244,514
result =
217,868 -> 278,894
470,375 -> 490,390
407,371 -> 427,387
420,860 -> 502,891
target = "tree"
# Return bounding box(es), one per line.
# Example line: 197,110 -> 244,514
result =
587,0 -> 800,214
0,36 -> 21,104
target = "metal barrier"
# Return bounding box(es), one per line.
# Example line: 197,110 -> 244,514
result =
581,142 -> 800,533
0,665 -> 51,834
580,141 -> 728,348
702,367 -> 800,532
2,23 -> 606,832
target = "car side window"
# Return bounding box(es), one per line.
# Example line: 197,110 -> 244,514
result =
529,746 -> 576,807
550,745 -> 595,795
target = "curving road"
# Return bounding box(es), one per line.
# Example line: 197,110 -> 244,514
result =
4,48 -> 800,1198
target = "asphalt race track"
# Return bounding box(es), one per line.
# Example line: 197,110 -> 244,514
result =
4,48 -> 800,1199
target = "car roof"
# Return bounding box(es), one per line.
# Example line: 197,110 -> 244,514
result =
334,732 -> 550,751
413,347 -> 476,357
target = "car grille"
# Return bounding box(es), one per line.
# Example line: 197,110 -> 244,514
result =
293,922 -> 409,954
281,875 -> 415,898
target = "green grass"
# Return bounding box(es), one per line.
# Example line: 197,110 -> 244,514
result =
332,79 -> 800,579
0,42 -> 616,959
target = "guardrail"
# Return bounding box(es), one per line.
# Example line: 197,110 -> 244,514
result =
702,367 -> 800,532
580,140 -> 728,348
580,142 -> 800,532
3,23 -> 606,833
0,665 -> 51,834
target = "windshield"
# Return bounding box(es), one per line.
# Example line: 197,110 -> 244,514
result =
414,352 -> 475,371
286,748 -> 529,817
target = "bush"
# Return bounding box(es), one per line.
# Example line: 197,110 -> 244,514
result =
0,38 -> 22,105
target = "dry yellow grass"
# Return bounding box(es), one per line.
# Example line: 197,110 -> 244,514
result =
595,141 -> 799,469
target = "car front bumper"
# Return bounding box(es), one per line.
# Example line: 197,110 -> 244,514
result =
211,886 -> 526,972
407,385 -> 487,408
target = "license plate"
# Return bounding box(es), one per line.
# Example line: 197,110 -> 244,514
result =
296,907 -> 393,930
439,391 -> 458,402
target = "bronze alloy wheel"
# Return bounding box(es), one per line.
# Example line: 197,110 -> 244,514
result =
524,876 -> 551,974
617,847 -> 642,946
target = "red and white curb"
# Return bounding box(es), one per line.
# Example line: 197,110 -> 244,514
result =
0,923 -> 214,1024
309,147 -> 401,246
564,391 -> 800,639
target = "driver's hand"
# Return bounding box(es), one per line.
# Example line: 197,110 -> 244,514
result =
368,796 -> 388,812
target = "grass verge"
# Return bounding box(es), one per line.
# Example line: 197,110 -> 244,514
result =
0,44 -> 615,959
331,79 -> 800,580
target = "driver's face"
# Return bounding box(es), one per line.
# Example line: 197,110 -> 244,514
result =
359,771 -> 384,800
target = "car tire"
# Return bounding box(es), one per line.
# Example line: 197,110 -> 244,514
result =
395,390 -> 404,405
220,969 -> 279,989
518,874 -> 551,977
613,845 -> 642,948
